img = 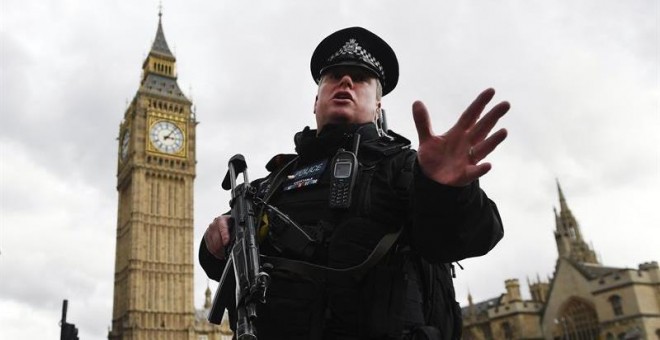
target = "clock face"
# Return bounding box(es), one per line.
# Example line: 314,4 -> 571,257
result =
120,130 -> 130,160
149,120 -> 184,154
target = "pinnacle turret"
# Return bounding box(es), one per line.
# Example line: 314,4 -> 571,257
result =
554,180 -> 580,239
553,180 -> 599,264
204,283 -> 212,309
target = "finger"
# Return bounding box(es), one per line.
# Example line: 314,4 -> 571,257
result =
214,215 -> 232,246
204,225 -> 224,259
203,226 -> 214,248
472,128 -> 508,162
412,100 -> 434,143
456,88 -> 495,130
470,101 -> 510,144
219,221 -> 230,246
465,163 -> 492,182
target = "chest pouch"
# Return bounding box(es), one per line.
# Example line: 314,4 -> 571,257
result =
263,204 -> 319,261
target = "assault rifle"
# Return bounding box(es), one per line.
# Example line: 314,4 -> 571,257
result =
208,154 -> 271,339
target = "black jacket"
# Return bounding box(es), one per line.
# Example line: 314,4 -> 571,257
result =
200,123 -> 503,339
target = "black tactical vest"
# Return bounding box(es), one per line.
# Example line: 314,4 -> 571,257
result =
238,125 -> 462,340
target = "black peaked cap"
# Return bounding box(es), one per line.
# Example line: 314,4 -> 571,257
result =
310,27 -> 399,96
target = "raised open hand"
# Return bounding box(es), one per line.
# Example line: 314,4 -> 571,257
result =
413,88 -> 509,187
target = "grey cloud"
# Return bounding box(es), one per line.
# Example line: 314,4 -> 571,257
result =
1,2 -> 658,339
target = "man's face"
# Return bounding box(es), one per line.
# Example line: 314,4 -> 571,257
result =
314,66 -> 381,132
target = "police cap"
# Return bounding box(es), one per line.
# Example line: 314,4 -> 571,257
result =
310,27 -> 399,96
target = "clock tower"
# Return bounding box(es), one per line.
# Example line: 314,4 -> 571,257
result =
110,11 -> 199,339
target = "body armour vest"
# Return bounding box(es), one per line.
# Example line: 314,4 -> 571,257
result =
237,124 -> 462,340
198,119 -> 504,339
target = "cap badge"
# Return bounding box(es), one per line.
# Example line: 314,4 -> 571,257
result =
327,38 -> 385,80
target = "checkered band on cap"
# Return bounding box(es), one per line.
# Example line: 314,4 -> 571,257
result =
327,38 -> 385,81
311,27 -> 398,96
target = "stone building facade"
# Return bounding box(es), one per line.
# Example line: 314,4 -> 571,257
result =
462,183 -> 659,339
109,11 -> 229,340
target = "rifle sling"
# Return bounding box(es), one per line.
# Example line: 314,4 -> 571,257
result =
262,227 -> 402,282
263,156 -> 299,203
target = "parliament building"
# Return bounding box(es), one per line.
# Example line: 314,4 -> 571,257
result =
109,11 -> 231,340
462,183 -> 659,340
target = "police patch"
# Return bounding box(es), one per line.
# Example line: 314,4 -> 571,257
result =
283,159 -> 328,191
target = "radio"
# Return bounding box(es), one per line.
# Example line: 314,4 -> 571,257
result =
329,149 -> 358,209
329,134 -> 361,209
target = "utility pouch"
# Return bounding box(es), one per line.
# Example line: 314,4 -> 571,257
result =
264,206 -> 318,260
256,266 -> 326,339
357,253 -> 408,338
424,263 -> 462,340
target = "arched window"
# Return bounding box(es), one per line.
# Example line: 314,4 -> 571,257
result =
501,321 -> 513,340
608,295 -> 623,316
553,298 -> 600,339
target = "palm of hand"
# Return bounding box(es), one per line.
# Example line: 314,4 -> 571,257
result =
417,129 -> 474,187
413,88 -> 509,187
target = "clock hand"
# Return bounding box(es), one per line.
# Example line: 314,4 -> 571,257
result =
164,129 -> 175,140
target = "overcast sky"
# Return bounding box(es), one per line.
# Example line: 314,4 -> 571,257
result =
1,0 -> 658,339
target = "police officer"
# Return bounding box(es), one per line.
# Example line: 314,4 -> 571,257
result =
200,27 -> 509,340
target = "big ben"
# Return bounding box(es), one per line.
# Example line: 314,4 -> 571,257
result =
110,11 -> 198,339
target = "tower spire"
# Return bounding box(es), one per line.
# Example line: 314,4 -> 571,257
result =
554,179 -> 579,238
557,179 -> 570,213
150,7 -> 174,58
138,9 -> 189,101
553,180 -> 599,264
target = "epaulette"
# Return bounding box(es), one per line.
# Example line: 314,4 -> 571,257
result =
360,130 -> 411,158
266,153 -> 297,172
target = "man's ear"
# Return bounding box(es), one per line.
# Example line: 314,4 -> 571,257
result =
313,95 -> 318,114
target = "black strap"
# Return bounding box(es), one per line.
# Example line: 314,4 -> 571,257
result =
254,156 -> 299,222
263,227 -> 402,282
263,156 -> 299,204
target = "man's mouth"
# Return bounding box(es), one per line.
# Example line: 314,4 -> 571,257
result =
332,91 -> 353,101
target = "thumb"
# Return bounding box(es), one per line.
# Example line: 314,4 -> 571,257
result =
412,100 -> 433,144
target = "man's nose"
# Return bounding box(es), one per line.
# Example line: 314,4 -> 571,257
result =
339,74 -> 354,88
